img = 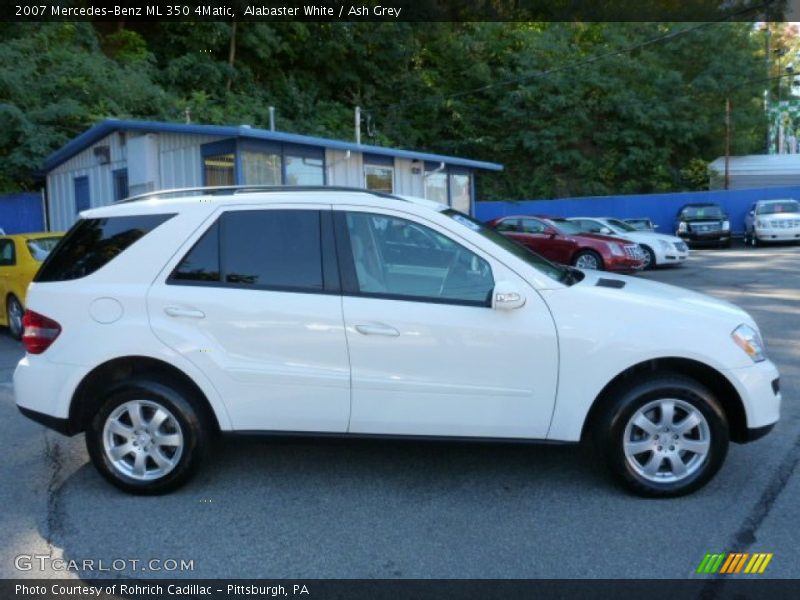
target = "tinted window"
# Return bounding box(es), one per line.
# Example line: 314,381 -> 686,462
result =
172,222 -> 220,282
344,212 -> 493,305
680,205 -> 723,219
35,214 -> 174,282
520,219 -> 546,233
26,237 -> 62,262
171,210 -> 325,291
494,219 -> 520,232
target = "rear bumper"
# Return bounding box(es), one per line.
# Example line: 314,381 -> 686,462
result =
14,355 -> 88,429
17,406 -> 74,435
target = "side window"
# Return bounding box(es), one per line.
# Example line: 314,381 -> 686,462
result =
495,219 -> 520,232
520,219 -> 546,233
0,240 -> 15,266
343,212 -> 494,306
171,210 -> 324,292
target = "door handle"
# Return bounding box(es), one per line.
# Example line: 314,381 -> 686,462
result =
355,323 -> 400,337
164,306 -> 205,319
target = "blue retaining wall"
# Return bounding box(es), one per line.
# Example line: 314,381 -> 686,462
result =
0,192 -> 45,234
475,187 -> 800,235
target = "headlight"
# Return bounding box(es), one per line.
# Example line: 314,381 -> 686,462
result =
605,242 -> 623,256
722,220 -> 730,231
731,324 -> 766,362
658,239 -> 671,250
678,222 -> 687,233
756,219 -> 763,228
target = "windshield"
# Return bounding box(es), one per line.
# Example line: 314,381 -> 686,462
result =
26,237 -> 62,262
607,218 -> 637,232
443,210 -> 567,283
757,200 -> 800,215
680,205 -> 723,219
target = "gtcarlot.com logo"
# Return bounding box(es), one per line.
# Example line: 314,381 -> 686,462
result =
696,552 -> 773,575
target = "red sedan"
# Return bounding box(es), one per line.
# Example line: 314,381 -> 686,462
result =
486,215 -> 645,273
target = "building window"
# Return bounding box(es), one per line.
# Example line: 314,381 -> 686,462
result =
424,167 -> 448,205
241,150 -> 281,185
74,176 -> 90,213
286,155 -> 324,185
203,154 -> 235,186
363,154 -> 394,193
113,169 -> 129,201
449,172 -> 471,214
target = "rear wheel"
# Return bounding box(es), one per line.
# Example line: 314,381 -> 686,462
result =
572,250 -> 604,271
6,295 -> 23,340
85,378 -> 210,494
593,373 -> 729,497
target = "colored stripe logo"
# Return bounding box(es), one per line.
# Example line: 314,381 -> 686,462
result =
696,552 -> 773,574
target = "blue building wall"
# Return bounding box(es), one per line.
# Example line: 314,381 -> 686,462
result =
0,192 -> 45,234
475,186 -> 800,235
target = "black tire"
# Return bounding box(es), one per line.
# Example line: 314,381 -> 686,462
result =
572,249 -> 605,271
6,295 -> 23,340
641,245 -> 657,270
592,373 -> 729,498
85,378 -> 210,494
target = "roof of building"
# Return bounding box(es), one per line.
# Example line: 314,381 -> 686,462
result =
44,118 -> 504,173
709,153 -> 800,175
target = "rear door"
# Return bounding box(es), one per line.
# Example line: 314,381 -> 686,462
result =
147,205 -> 351,432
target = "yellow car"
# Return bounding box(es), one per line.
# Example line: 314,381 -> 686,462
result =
0,232 -> 64,339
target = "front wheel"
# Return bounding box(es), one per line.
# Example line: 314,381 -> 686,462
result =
572,250 -> 604,271
85,379 -> 210,494
640,245 -> 656,270
593,373 -> 729,497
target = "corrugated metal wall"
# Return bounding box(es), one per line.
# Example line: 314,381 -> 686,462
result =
0,193 -> 45,233
475,186 -> 800,235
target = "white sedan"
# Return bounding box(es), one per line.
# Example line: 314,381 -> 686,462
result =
568,217 -> 689,269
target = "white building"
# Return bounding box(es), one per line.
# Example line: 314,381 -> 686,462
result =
43,119 -> 503,231
709,154 -> 800,190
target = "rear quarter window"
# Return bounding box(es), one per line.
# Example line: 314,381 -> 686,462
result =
35,214 -> 175,282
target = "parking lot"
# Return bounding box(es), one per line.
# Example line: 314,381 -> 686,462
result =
0,242 -> 797,581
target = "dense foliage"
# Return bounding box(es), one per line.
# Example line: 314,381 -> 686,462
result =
0,21 -> 786,199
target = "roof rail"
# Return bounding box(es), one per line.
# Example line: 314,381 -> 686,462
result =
115,185 -> 404,204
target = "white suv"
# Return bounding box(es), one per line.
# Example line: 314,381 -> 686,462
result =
15,187 -> 781,497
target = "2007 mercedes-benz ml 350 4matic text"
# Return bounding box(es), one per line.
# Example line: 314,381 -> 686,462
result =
15,187 -> 780,497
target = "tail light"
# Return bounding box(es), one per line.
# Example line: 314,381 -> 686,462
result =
22,310 -> 61,354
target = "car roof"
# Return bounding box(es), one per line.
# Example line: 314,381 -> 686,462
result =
82,186 -> 447,218
681,203 -> 720,208
757,198 -> 798,203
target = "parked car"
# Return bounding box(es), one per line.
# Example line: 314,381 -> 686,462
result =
0,232 -> 64,339
486,215 -> 645,273
15,187 -> 780,497
567,217 -> 689,270
743,199 -> 800,246
624,218 -> 658,232
675,203 -> 731,247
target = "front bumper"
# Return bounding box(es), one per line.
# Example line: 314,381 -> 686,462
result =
725,359 -> 781,443
605,256 -> 645,273
678,232 -> 731,245
754,227 -> 800,242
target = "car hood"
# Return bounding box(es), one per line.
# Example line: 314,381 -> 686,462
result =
567,270 -> 751,325
621,231 -> 685,244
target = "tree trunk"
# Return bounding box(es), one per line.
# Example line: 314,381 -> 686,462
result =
226,22 -> 237,93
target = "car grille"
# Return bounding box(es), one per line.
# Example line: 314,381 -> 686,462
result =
624,244 -> 644,260
673,241 -> 688,252
689,221 -> 721,233
768,219 -> 800,228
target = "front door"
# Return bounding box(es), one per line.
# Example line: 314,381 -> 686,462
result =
335,208 -> 559,439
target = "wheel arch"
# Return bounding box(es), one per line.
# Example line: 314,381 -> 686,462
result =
68,356 -> 222,435
580,357 -> 748,443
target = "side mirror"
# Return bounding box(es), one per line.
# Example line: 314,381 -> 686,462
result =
544,228 -> 557,238
748,210 -> 755,216
492,280 -> 526,310
600,227 -> 612,235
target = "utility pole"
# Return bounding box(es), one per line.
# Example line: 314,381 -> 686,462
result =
725,97 -> 731,190
355,106 -> 361,145
765,21 -> 772,152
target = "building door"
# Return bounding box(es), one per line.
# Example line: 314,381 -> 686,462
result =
74,176 -> 90,214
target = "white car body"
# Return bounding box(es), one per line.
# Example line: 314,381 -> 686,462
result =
15,189 -> 778,441
744,199 -> 800,244
568,217 -> 689,268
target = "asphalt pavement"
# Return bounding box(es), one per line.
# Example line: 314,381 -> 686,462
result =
0,242 -> 798,581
